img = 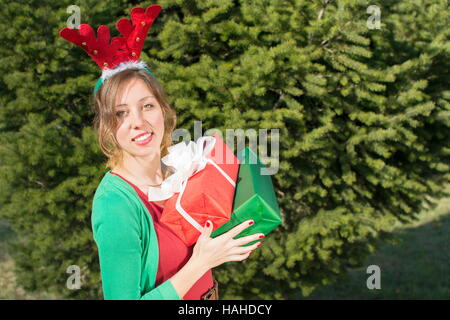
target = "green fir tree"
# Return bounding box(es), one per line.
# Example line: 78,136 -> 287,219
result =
0,0 -> 448,299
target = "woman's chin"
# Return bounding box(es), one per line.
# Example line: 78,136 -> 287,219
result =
130,147 -> 161,159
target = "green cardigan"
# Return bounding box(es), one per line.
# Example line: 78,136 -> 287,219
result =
91,170 -> 181,300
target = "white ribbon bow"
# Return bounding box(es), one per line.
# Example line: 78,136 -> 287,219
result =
147,136 -> 236,232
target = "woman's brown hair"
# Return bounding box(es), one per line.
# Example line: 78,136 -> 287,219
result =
91,68 -> 176,174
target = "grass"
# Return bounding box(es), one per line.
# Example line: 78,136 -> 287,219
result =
304,184 -> 450,300
0,220 -> 59,299
1,186 -> 449,299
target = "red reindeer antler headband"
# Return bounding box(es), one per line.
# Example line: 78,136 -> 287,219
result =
59,4 -> 162,95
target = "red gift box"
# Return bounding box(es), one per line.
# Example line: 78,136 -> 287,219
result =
160,135 -> 239,246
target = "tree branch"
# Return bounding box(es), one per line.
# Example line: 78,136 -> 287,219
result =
317,0 -> 334,20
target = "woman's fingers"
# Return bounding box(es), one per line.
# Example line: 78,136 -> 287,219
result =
232,233 -> 265,247
230,241 -> 261,255
193,219 -> 262,268
199,220 -> 213,240
227,251 -> 252,262
220,220 -> 255,241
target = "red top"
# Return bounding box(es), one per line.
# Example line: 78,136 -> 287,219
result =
109,171 -> 214,300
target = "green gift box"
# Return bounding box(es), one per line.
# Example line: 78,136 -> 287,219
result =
211,147 -> 282,245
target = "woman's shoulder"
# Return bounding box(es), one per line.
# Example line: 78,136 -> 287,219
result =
91,171 -> 141,222
94,171 -> 126,197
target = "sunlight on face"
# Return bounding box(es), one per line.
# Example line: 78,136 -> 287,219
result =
114,77 -> 165,161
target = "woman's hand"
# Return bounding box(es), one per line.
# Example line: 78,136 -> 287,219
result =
190,220 -> 264,270
169,219 -> 263,298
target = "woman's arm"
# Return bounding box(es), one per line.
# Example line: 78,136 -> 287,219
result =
92,192 -> 180,300
169,219 -> 263,298
92,192 -> 263,299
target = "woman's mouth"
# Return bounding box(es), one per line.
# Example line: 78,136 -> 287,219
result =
132,132 -> 154,146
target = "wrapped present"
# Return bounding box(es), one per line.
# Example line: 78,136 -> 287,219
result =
211,147 -> 282,245
148,134 -> 239,246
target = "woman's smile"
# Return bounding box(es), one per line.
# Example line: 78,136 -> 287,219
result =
133,132 -> 154,146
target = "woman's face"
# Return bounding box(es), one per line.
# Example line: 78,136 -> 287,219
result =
114,77 -> 165,161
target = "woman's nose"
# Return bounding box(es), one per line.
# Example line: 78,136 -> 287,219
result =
130,109 -> 146,128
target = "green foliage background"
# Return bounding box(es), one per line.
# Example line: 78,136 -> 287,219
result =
0,0 -> 448,299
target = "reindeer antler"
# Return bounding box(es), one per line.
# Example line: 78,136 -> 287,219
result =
59,4 -> 162,71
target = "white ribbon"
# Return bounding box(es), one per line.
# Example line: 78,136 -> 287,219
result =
148,136 -> 236,232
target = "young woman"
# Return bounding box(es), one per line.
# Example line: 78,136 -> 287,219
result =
90,68 -> 264,300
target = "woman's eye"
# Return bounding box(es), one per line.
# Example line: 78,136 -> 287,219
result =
115,104 -> 152,117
